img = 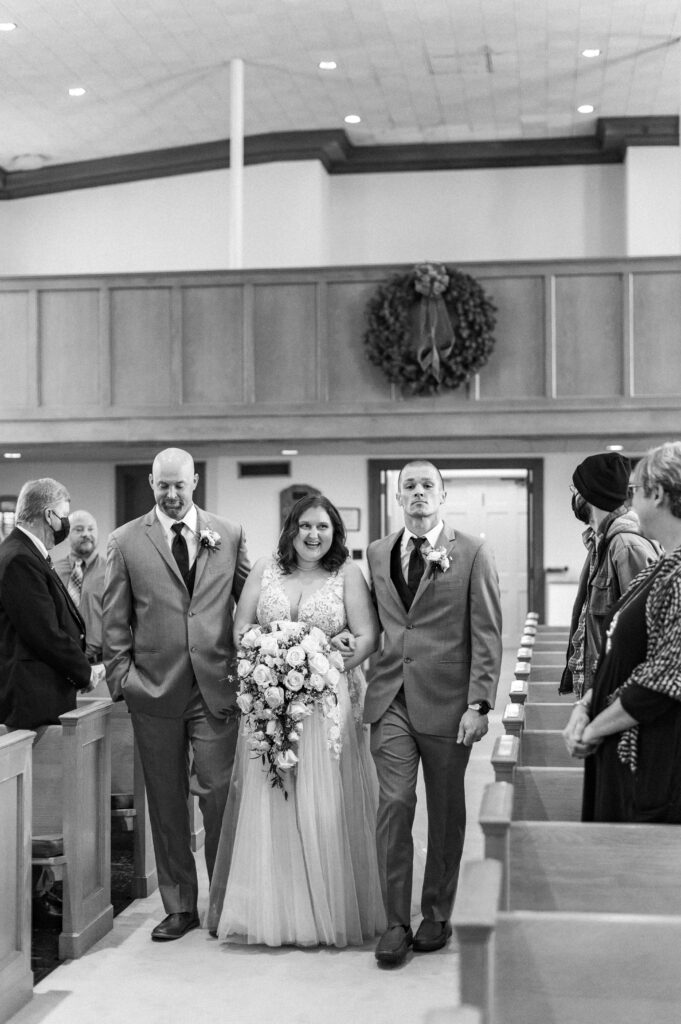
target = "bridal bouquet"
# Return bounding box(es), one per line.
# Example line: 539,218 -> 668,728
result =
235,620 -> 344,795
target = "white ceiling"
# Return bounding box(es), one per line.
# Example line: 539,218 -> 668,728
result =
0,0 -> 679,171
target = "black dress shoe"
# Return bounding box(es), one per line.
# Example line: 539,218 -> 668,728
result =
151,912 -> 200,942
375,925 -> 413,966
412,918 -> 452,952
32,894 -> 63,931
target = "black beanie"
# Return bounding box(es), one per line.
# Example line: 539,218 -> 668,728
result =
572,453 -> 631,512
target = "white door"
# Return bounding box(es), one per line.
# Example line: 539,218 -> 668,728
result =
384,471 -> 528,646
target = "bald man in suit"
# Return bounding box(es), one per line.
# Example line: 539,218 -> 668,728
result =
103,448 -> 250,941
366,459 -> 502,966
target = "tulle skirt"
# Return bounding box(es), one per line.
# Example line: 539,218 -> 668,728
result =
206,670 -> 386,947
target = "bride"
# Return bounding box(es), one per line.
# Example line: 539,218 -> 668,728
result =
206,495 -> 386,947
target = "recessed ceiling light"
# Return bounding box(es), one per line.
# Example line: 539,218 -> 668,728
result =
281,449 -> 298,456
606,444 -> 624,452
344,114 -> 361,125
69,86 -> 86,97
581,48 -> 601,58
3,452 -> 22,459
319,60 -> 337,70
0,22 -> 17,31
9,153 -> 47,171
577,104 -> 594,114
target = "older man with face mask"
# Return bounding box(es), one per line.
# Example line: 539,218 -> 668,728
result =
53,510 -> 106,666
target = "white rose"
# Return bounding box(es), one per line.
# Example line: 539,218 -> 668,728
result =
236,692 -> 253,714
300,633 -> 321,655
265,718 -> 281,736
264,685 -> 284,710
237,659 -> 253,678
286,669 -> 305,691
285,645 -> 306,667
240,628 -> 261,649
276,748 -> 298,770
325,666 -> 340,688
308,626 -> 327,647
309,652 -> 330,674
310,672 -> 325,692
289,701 -> 312,722
287,729 -> 300,743
252,664 -> 272,687
259,635 -> 280,657
329,651 -> 345,672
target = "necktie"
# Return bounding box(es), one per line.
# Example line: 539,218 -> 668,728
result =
407,536 -> 426,595
171,522 -> 190,581
67,559 -> 85,605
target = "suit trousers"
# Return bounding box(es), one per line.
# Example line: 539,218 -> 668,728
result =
370,696 -> 471,926
130,687 -> 238,914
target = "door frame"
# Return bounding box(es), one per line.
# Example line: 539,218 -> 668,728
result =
368,457 -> 545,621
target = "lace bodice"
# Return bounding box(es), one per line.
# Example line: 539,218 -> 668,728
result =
257,561 -> 347,638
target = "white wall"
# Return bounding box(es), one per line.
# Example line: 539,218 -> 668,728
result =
625,147 -> 681,256
0,159 -> 628,276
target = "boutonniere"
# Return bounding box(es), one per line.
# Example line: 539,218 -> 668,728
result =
198,528 -> 221,552
426,546 -> 450,573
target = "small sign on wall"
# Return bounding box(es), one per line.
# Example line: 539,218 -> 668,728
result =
339,507 -> 361,532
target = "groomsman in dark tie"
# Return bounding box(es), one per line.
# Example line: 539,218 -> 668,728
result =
103,448 -> 250,941
54,509 -> 106,667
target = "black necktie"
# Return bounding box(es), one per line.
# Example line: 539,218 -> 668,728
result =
171,522 -> 190,580
407,536 -> 426,595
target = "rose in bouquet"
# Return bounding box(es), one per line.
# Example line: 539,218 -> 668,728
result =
235,620 -> 344,795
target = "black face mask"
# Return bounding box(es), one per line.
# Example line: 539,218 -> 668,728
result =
571,493 -> 591,524
47,510 -> 71,545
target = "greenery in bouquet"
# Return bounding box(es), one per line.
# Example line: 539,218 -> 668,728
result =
234,620 -> 344,795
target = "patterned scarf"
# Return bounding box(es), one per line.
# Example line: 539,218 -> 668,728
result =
615,546 -> 681,771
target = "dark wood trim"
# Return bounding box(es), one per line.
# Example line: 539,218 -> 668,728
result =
367,457 -> 545,620
0,117 -> 677,200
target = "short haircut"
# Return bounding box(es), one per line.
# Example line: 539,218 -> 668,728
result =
635,442 -> 681,519
397,459 -> 445,489
16,478 -> 70,524
277,494 -> 349,574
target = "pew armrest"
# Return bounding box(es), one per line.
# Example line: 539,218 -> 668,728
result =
491,734 -> 519,783
502,701 -> 525,736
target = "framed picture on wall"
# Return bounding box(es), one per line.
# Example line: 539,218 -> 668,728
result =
339,507 -> 361,532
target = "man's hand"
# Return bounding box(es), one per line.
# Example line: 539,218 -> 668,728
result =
457,709 -> 489,746
80,663 -> 106,693
330,629 -> 357,662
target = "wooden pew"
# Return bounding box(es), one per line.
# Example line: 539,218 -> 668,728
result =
0,729 -> 33,1023
491,735 -> 583,820
509,679 -> 571,704
479,781 -> 681,912
528,664 -> 563,682
454,859 -> 681,1024
503,701 -> 572,734
32,702 -> 113,959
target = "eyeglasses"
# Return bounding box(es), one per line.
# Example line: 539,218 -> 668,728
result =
627,484 -> 643,499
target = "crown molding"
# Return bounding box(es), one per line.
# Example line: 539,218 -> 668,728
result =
0,117 -> 677,199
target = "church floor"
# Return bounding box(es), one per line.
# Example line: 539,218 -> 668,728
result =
10,652 -> 515,1024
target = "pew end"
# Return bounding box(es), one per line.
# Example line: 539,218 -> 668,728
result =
0,730 -> 34,1023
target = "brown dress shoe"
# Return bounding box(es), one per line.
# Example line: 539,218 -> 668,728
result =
412,918 -> 452,952
375,925 -> 413,966
151,912 -> 200,941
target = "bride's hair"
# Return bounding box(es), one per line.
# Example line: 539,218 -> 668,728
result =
277,495 -> 349,574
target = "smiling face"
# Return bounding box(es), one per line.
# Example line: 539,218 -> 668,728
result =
69,510 -> 98,559
397,461 -> 446,533
292,505 -> 334,567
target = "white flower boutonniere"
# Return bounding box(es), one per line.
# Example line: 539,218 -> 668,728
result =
198,528 -> 221,552
426,546 -> 450,573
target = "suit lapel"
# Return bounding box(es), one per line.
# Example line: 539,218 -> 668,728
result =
13,530 -> 86,634
192,508 -> 210,592
409,525 -> 457,612
144,510 -> 185,586
376,531 -> 407,615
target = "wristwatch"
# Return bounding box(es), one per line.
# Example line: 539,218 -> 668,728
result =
468,701 -> 491,715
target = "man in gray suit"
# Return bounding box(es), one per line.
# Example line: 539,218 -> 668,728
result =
103,448 -> 250,941
366,459 -> 502,966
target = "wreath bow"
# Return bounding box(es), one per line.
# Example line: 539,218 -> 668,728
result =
414,264 -> 456,384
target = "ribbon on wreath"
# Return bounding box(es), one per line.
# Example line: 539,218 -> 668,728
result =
413,262 -> 456,385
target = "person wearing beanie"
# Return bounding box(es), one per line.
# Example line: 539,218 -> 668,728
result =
560,452 -> 660,701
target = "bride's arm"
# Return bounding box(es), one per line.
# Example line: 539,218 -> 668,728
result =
233,558 -> 268,644
341,561 -> 380,670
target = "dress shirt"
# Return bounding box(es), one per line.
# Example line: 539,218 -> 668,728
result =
400,520 -> 445,581
155,504 -> 199,566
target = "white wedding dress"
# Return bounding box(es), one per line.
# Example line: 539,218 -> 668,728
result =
206,561 -> 386,947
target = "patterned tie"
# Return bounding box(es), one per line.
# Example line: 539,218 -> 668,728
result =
67,559 -> 85,605
171,522 -> 190,580
407,536 -> 426,595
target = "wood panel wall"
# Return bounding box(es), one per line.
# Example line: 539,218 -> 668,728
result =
1,258 -> 680,447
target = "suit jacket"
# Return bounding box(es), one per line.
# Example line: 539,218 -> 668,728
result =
102,506 -> 250,719
0,528 -> 90,728
365,524 -> 502,736
53,551 -> 106,662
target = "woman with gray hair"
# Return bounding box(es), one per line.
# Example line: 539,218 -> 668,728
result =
566,441 -> 681,822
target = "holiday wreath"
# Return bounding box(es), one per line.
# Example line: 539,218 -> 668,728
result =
364,262 -> 497,396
